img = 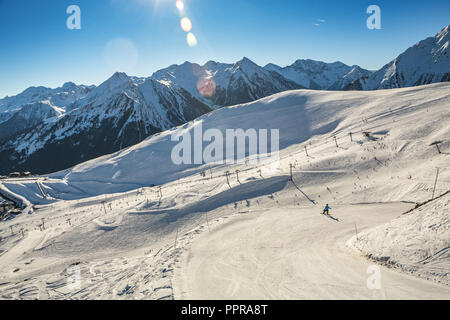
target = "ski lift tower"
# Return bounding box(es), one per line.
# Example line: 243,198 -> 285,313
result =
430,141 -> 443,154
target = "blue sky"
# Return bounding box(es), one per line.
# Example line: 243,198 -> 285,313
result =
0,0 -> 449,97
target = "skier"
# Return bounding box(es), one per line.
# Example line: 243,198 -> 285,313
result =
323,204 -> 331,215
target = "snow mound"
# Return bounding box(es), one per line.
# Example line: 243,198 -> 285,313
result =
349,192 -> 450,285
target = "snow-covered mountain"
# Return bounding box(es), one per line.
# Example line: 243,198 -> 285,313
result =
0,101 -> 65,140
1,26 -> 449,176
346,25 -> 450,90
152,57 -> 303,107
0,82 -> 449,299
0,73 -> 211,175
3,81 -> 449,203
264,60 -> 373,90
0,82 -> 94,139
0,58 -> 302,175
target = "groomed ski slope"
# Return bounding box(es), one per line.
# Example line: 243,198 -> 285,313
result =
174,203 -> 449,299
0,83 -> 449,299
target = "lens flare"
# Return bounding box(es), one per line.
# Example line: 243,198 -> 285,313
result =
180,17 -> 192,32
103,38 -> 139,73
176,0 -> 184,11
197,77 -> 216,98
186,32 -> 198,47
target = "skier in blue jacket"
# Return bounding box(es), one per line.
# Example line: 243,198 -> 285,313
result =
323,204 -> 331,215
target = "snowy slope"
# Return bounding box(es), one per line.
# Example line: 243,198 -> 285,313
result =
348,192 -> 450,285
174,202 -> 449,299
2,82 -> 449,205
0,83 -> 449,299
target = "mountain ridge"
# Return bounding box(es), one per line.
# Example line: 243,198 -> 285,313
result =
0,25 -> 448,175
345,25 -> 450,90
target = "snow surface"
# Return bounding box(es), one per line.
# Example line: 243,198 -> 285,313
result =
174,203 -> 449,299
0,83 -> 449,299
348,192 -> 450,285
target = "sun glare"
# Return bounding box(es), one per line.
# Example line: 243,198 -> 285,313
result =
176,0 -> 184,12
180,17 -> 192,32
187,32 -> 198,47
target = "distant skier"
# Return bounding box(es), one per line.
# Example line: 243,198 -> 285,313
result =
323,204 -> 331,215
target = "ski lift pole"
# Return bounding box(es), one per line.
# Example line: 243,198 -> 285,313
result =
204,211 -> 210,233
101,201 -> 107,215
432,168 -> 440,200
174,226 -> 179,249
